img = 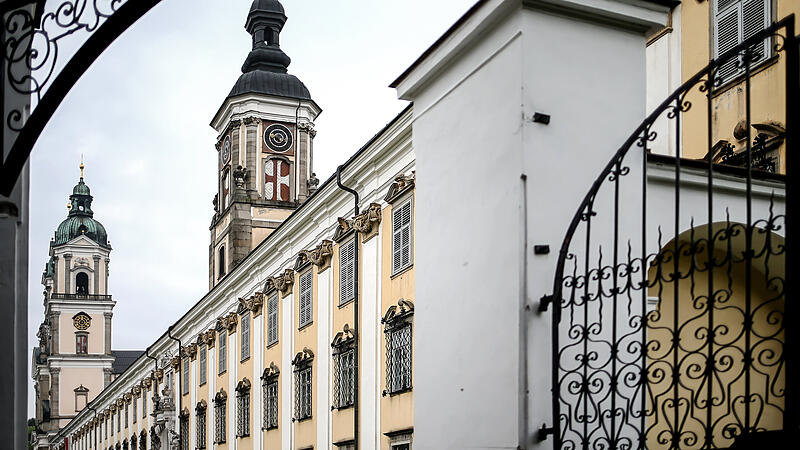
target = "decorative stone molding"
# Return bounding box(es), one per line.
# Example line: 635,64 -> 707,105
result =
185,343 -> 198,360
351,202 -> 382,242
196,399 -> 207,411
216,312 -> 238,332
132,385 -> 141,396
298,240 -> 333,273
229,119 -> 242,130
169,356 -> 181,370
331,323 -> 356,349
123,393 -> 132,403
143,377 -> 152,389
332,217 -> 354,242
298,121 -> 317,138
233,165 -> 248,189
214,388 -> 227,403
236,377 -> 251,393
243,116 -> 260,126
154,368 -> 164,381
198,329 -> 216,348
261,362 -> 280,379
116,398 -> 124,408
384,172 -> 416,203
292,347 -> 314,366
238,293 -> 264,317
271,268 -> 295,297
382,298 -> 415,328
180,407 -> 190,418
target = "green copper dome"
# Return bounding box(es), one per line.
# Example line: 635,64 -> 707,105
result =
52,167 -> 109,248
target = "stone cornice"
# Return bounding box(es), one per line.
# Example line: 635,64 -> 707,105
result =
352,202 -> 382,242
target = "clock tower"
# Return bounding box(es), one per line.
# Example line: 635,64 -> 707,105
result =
208,0 -> 320,287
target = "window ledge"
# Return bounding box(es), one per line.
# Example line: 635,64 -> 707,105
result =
338,298 -> 354,309
262,425 -> 279,431
240,356 -> 251,363
294,416 -> 313,423
266,341 -> 279,349
384,387 -> 413,397
332,404 -> 354,411
390,264 -> 413,279
298,321 -> 313,332
218,370 -> 227,376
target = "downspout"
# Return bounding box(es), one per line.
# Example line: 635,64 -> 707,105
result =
167,327 -> 183,449
336,165 -> 359,449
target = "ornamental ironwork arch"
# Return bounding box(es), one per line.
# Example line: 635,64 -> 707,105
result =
0,0 -> 165,196
538,18 -> 798,450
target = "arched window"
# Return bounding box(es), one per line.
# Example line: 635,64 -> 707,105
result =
218,246 -> 226,279
76,272 -> 89,294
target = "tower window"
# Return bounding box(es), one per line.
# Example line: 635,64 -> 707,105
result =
218,246 -> 226,279
74,385 -> 89,412
75,332 -> 88,354
76,272 -> 89,294
264,158 -> 291,202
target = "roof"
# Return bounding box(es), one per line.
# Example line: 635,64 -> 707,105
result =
111,350 -> 145,374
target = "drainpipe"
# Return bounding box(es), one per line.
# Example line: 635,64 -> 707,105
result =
167,326 -> 183,449
86,404 -> 97,450
336,165 -> 359,449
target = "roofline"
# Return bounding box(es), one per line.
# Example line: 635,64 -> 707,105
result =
389,0 -> 488,89
646,152 -> 786,184
210,92 -> 323,129
53,102 -> 414,441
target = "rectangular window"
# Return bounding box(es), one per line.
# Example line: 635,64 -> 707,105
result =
236,391 -> 250,437
76,333 -> 88,354
142,393 -> 147,418
117,409 -> 121,432
199,345 -> 207,385
339,239 -> 356,305
241,312 -> 251,361
218,330 -> 227,374
263,378 -> 279,429
180,415 -> 189,450
214,401 -> 227,443
182,358 -> 190,395
386,324 -> 413,394
197,408 -> 207,449
333,348 -> 355,408
714,0 -> 770,82
392,199 -> 413,274
298,271 -> 313,328
125,404 -> 129,428
218,245 -> 226,278
294,366 -> 312,420
74,389 -> 88,412
267,294 -> 279,346
133,397 -> 137,423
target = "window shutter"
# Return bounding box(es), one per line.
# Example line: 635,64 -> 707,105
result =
340,240 -> 355,304
392,200 -> 413,273
299,271 -> 313,327
742,0 -> 768,61
716,6 -> 741,81
267,294 -> 278,345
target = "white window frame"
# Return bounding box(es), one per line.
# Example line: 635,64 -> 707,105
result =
339,239 -> 356,305
298,270 -> 313,329
218,330 -> 227,374
262,377 -> 279,429
183,358 -> 190,395
240,311 -> 251,361
267,294 -> 279,346
391,198 -> 413,275
713,0 -> 771,83
199,344 -> 207,385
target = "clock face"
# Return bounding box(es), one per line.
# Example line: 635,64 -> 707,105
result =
264,124 -> 293,152
73,313 -> 91,330
221,136 -> 231,164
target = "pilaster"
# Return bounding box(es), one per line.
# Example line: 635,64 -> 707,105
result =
244,117 -> 259,199
50,368 -> 61,423
104,312 -> 113,355
64,254 -> 72,293
93,255 -> 101,294
50,312 -> 60,355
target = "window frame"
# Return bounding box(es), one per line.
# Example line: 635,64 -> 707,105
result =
240,311 -> 251,361
214,393 -> 227,444
391,197 -> 414,276
218,245 -> 226,279
182,357 -> 190,396
294,364 -> 313,421
298,270 -> 313,329
339,238 -> 356,306
218,330 -> 227,375
236,388 -> 251,438
384,320 -> 413,395
199,344 -> 208,385
712,0 -> 772,85
132,396 -> 137,423
196,403 -> 207,449
262,375 -> 279,430
75,332 -> 88,355
267,293 -> 279,347
332,346 -> 355,409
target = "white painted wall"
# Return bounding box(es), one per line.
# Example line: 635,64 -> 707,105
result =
646,5 -> 682,156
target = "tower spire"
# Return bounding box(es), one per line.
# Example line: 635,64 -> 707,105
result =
242,0 -> 291,73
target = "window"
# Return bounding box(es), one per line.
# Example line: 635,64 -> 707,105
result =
264,158 -> 291,202
386,324 -> 413,394
392,199 -> 413,274
180,414 -> 189,450
131,434 -> 137,450
241,312 -> 251,361
76,333 -> 88,354
76,272 -> 89,294
183,358 -> 190,395
214,392 -> 227,444
74,385 -> 88,412
117,409 -> 121,431
110,412 -> 114,433
262,376 -> 278,429
339,239 -> 356,305
140,431 -> 147,450
196,402 -> 207,449
714,0 -> 770,82
222,170 -> 231,209
333,348 -> 355,408
298,270 -> 313,328
294,365 -> 312,420
218,245 -> 226,279
132,397 -> 137,423
236,380 -> 251,438
267,294 -> 279,346
125,404 -> 129,428
142,393 -> 147,418
199,344 -> 207,385
218,330 -> 227,374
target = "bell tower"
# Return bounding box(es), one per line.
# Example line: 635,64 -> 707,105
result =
208,0 -> 321,288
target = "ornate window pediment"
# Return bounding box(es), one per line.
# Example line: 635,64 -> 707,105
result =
382,299 -> 415,329
333,217 -> 354,242
214,389 -> 227,404
384,172 -> 415,203
270,268 -> 295,297
352,203 -> 382,242
331,324 -> 356,350
292,347 -> 315,367
262,362 -> 280,380
238,292 -> 264,316
216,312 -> 238,333
196,399 -> 207,411
236,377 -> 251,393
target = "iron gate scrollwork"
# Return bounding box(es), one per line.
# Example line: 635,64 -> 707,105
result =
541,18 -> 798,450
0,0 -> 165,196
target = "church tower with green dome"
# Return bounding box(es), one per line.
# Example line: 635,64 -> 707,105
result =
208,0 -> 321,288
32,164 -> 135,448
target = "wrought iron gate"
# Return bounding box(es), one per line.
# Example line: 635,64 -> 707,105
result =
541,18 -> 798,449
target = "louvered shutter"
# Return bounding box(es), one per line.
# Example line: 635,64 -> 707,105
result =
339,240 -> 355,304
742,0 -> 768,62
267,294 -> 279,345
715,2 -> 741,81
392,200 -> 413,273
299,271 -> 313,327
715,0 -> 770,83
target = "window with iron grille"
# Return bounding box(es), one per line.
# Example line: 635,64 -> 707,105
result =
140,432 -> 147,450
218,330 -> 227,374
267,294 -> 279,346
294,365 -> 312,420
214,398 -> 226,443
199,344 -> 207,385
339,239 -> 356,305
391,199 -> 413,274
183,358 -> 190,395
262,377 -> 278,429
241,312 -> 251,361
180,414 -> 189,450
196,403 -> 207,449
714,0 -> 770,82
385,323 -> 412,394
236,390 -> 250,437
299,270 -> 313,328
332,347 -> 355,408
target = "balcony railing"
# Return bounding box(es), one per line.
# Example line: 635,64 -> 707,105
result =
49,293 -> 112,301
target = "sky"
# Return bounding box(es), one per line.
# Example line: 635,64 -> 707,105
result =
27,0 -> 475,416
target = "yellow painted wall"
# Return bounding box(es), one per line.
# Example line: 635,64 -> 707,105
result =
293,267 -> 318,449
379,196 -> 415,447
263,290 -> 283,449
331,234 -> 357,444
216,330 -> 231,450
237,313 -> 255,450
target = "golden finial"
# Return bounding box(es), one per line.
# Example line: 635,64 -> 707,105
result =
80,161 -> 84,179
67,202 -> 71,210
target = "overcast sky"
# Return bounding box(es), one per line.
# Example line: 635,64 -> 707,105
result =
27,0 -> 474,416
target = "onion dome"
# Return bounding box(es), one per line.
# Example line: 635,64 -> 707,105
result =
53,164 -> 109,248
227,0 -> 312,101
